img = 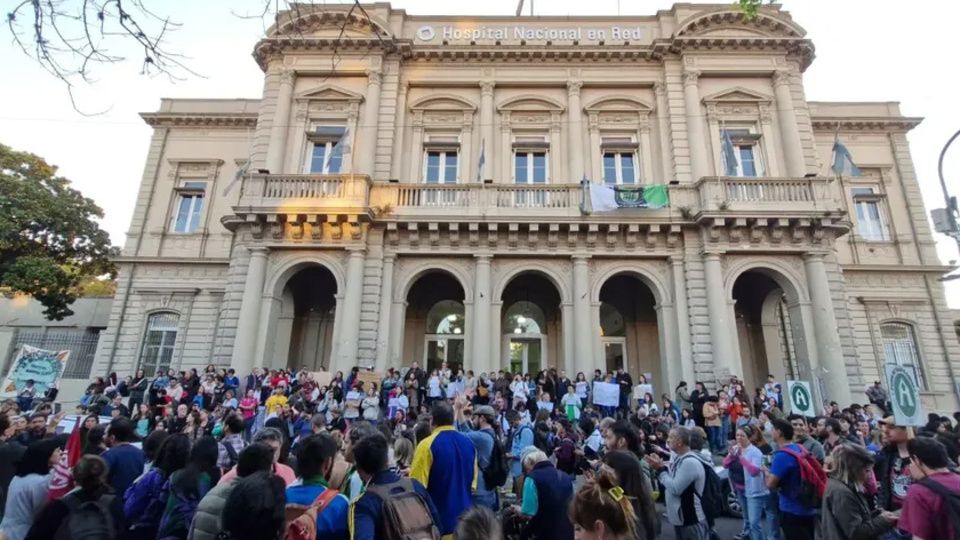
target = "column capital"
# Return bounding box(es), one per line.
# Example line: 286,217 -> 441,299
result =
277,67 -> 295,86
383,253 -> 397,263
668,254 -> 685,265
398,78 -> 410,95
572,255 -> 591,263
474,254 -> 493,263
802,251 -> 828,262
701,251 -> 723,261
366,68 -> 382,87
566,80 -> 583,96
480,81 -> 496,96
248,247 -> 270,257
773,69 -> 792,88
654,80 -> 667,96
682,69 -> 701,87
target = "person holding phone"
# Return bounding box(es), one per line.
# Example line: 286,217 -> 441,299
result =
821,444 -> 897,540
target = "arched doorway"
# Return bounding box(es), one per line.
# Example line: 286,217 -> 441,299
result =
501,273 -> 562,376
404,271 -> 466,373
732,270 -> 799,394
598,274 -> 660,383
280,265 -> 338,371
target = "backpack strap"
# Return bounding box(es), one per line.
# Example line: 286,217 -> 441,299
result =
309,488 -> 340,515
777,446 -> 806,461
918,477 -> 960,499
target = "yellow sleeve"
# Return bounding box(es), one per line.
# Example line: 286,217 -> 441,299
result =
410,438 -> 433,488
472,455 -> 479,493
348,501 -> 355,540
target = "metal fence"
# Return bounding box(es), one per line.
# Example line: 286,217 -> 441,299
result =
5,330 -> 102,379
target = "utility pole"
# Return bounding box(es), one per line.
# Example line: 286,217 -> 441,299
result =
516,0 -> 533,16
931,129 -> 960,259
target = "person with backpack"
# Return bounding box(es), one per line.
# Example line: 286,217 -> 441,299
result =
505,409 -> 535,497
898,436 -> 960,540
284,434 -> 350,540
23,455 -> 123,540
453,399 -> 504,511
821,444 -> 898,540
157,437 -> 220,540
643,426 -> 711,540
349,432 -> 443,540
766,418 -> 825,540
217,414 -> 247,474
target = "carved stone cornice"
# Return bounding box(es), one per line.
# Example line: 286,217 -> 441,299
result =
140,113 -> 257,128
811,118 -> 924,133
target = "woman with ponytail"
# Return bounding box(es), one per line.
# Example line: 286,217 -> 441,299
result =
569,467 -> 640,540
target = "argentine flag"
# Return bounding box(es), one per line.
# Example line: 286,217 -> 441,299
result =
721,130 -> 740,176
325,127 -> 351,171
831,139 -> 862,177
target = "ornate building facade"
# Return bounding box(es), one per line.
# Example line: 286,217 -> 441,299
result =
92,3 -> 960,410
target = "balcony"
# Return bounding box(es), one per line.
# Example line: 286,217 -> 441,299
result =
670,176 -> 842,220
236,174 -> 372,216
370,183 -> 586,219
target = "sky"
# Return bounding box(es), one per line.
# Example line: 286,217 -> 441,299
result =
1,0 -> 959,304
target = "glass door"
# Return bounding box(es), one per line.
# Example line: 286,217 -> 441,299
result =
603,337 -> 627,374
507,337 -> 543,376
425,336 -> 465,373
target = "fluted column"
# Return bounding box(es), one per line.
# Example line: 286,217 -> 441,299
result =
774,69 -> 806,178
670,255 -> 695,384
266,69 -> 295,173
360,68 -> 382,176
389,80 -> 409,181
683,69 -> 711,181
572,257 -> 593,375
408,112 -> 424,183
567,81 -> 584,181
480,82 -> 495,182
804,253 -> 852,406
655,80 -> 675,181
375,255 -> 395,371
231,248 -> 269,374
703,252 -> 739,379
472,255 -> 492,375
335,250 -> 366,372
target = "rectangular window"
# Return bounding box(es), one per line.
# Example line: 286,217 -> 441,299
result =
515,152 -> 548,184
725,129 -> 764,178
603,152 -> 638,185
852,187 -> 890,241
424,151 -> 458,184
139,312 -> 179,375
305,126 -> 345,174
172,182 -> 206,233
881,323 -> 925,390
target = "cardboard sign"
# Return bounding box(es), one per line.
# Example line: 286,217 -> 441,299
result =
886,364 -> 924,426
308,371 -> 333,388
355,371 -> 382,390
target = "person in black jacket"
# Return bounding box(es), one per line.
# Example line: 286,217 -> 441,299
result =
872,416 -> 914,513
0,415 -> 26,521
128,370 -> 148,413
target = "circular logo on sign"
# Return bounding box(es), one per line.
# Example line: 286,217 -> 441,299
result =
791,383 -> 812,413
892,370 -> 918,418
417,26 -> 435,41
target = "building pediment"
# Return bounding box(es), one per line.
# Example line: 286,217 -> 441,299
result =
267,6 -> 393,41
584,95 -> 654,114
296,84 -> 364,104
497,94 -> 565,113
702,87 -> 773,105
675,9 -> 806,39
410,94 -> 477,112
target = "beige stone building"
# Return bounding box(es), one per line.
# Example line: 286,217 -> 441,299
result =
92,2 -> 960,410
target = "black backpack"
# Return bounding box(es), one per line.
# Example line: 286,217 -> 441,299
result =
480,431 -> 509,488
221,441 -> 241,471
918,477 -> 960,540
682,456 -> 724,523
55,493 -> 116,540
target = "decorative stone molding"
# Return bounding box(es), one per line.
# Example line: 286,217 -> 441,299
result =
365,68 -> 382,86
480,81 -> 496,96
810,118 -> 923,132
682,69 -> 701,87
772,70 -> 792,88
567,81 -> 583,96
654,80 -> 667,96
141,113 -> 257,128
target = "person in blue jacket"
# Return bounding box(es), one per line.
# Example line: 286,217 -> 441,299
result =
285,433 -> 351,540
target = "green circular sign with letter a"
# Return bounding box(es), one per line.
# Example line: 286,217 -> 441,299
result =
892,370 -> 918,418
788,381 -> 813,416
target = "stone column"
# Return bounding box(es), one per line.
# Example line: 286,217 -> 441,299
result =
461,115 -> 474,182
480,81 -> 495,182
567,81 -> 584,181
703,252 -> 739,380
230,248 -> 269,373
500,115 -> 512,183
655,80 -> 675,181
639,120 -> 655,183
472,255 -> 493,375
335,250 -> 366,372
562,303 -> 575,378
758,104 -> 782,176
773,69 -> 806,178
360,69 -> 383,176
803,253 -> 852,405
588,115 -> 602,182
669,256 -> 695,384
375,255 -> 396,371
265,69 -> 295,174
408,112 -> 424,183
683,69 -> 711,182
572,257 -> 593,375
389,80 -> 409,180
490,301 -> 503,370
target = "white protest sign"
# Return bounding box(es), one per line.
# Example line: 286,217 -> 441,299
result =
634,383 -> 654,400
592,382 -> 620,407
886,364 -> 924,426
787,381 -> 815,416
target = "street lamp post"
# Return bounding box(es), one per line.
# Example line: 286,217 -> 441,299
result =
933,128 -> 960,254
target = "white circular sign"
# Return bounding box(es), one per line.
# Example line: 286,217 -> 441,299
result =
417,26 -> 435,41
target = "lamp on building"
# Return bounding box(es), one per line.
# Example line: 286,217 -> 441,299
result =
669,180 -> 680,185
389,178 -> 399,183
257,169 -> 270,174
484,178 -> 493,184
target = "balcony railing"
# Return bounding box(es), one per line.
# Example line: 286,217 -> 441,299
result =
237,174 -> 371,213
689,176 -> 837,217
372,183 -> 586,218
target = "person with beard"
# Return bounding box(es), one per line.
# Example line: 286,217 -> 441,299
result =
14,413 -> 62,447
453,399 -> 499,511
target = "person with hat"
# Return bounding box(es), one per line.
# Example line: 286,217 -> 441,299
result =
453,395 -> 499,511
874,416 -> 914,523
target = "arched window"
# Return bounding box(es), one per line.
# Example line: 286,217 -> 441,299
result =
426,300 -> 465,335
881,322 -> 926,389
139,312 -> 179,375
600,302 -> 626,337
503,301 -> 546,335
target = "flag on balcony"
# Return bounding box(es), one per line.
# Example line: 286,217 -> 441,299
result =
222,160 -> 250,196
831,138 -> 862,177
325,127 -> 351,171
721,129 -> 739,176
582,179 -> 670,214
477,138 -> 486,182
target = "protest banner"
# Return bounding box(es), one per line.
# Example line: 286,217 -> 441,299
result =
356,370 -> 382,390
309,371 -> 333,388
2,345 -> 70,397
592,382 -> 620,407
634,383 -> 654,400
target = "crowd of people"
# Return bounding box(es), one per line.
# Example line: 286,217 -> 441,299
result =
0,363 -> 958,540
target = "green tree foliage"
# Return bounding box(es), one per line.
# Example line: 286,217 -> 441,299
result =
0,143 -> 117,320
737,0 -> 766,20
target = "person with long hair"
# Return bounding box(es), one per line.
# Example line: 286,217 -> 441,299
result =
24,455 -> 124,540
220,471 -> 287,540
821,444 -> 897,540
157,436 -> 219,540
602,450 -> 659,540
723,425 -> 769,540
0,438 -> 64,540
77,413 -> 100,451
132,403 -> 154,439
124,433 -> 190,537
569,467 -> 638,540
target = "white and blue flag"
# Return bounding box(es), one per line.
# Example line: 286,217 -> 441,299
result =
477,138 -> 486,182
721,130 -> 739,176
325,127 -> 352,171
831,139 -> 862,177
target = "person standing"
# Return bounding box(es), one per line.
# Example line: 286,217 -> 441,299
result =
513,449 -> 575,540
765,419 -> 819,540
898,436 -> 960,540
506,409 -> 535,496
285,434 -> 350,540
873,416 -> 914,521
454,399 -> 499,511
821,444 -> 897,540
724,426 -> 769,540
128,370 -> 148,413
0,439 -> 62,540
568,467 -> 639,540
644,426 -> 709,540
102,418 -> 145,498
216,414 -> 246,474
788,414 -> 826,464
410,401 -> 477,538
674,382 -> 692,414
0,415 -> 25,522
